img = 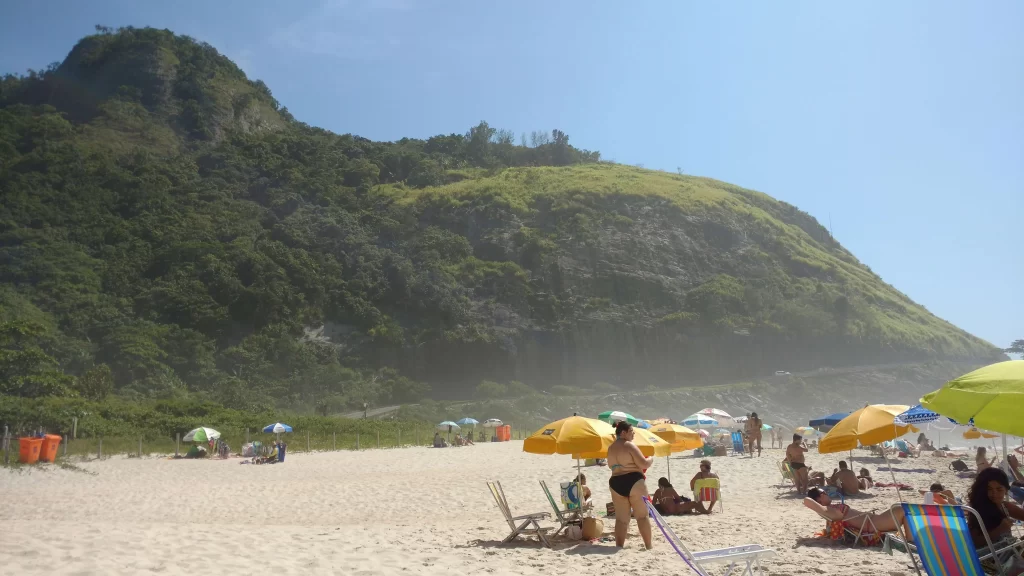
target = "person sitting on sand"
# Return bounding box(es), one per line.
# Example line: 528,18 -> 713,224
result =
433,432 -> 443,448
917,433 -> 935,451
828,461 -> 862,495
576,473 -> 593,505
858,468 -> 874,489
653,477 -> 702,515
786,434 -> 811,494
922,482 -> 957,504
804,487 -> 910,545
690,460 -> 719,514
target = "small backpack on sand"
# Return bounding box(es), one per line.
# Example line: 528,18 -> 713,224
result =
949,459 -> 970,472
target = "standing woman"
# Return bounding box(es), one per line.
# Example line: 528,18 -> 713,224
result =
751,412 -> 763,457
607,421 -> 655,549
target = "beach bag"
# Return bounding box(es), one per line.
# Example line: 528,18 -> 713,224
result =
582,517 -> 604,540
561,482 -> 582,510
950,459 -> 970,472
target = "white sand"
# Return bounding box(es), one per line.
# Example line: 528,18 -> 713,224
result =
0,442 -> 974,575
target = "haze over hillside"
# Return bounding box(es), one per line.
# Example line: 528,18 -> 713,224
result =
0,27 -> 1002,411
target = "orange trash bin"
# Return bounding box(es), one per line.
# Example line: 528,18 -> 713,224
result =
19,437 -> 43,464
39,434 -> 62,463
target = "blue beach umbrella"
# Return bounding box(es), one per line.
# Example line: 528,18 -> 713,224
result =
809,412 -> 851,431
893,405 -> 969,427
455,418 -> 479,426
263,422 -> 293,434
682,414 -> 719,428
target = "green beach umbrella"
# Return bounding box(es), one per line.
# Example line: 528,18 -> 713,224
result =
598,410 -> 640,426
183,427 -> 221,443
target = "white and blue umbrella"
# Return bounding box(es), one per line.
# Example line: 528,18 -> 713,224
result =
456,418 -> 479,426
893,405 -> 969,427
438,421 -> 461,430
683,414 -> 719,428
263,422 -> 293,434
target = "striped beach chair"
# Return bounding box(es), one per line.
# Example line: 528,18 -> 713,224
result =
693,478 -> 723,513
894,503 -> 1023,576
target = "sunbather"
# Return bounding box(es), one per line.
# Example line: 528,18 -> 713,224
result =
977,446 -> 997,473
827,461 -> 861,495
690,460 -> 719,514
804,487 -> 909,544
652,477 -> 702,515
858,468 -> 874,489
922,482 -> 956,504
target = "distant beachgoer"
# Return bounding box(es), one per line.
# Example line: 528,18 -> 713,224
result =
653,477 -> 701,515
786,434 -> 810,494
922,482 -> 957,505
690,460 -> 720,514
977,447 -> 997,472
750,412 -> 763,457
828,461 -> 861,495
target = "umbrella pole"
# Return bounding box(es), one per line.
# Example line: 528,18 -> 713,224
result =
577,459 -> 584,512
881,446 -> 903,503
667,455 -> 671,484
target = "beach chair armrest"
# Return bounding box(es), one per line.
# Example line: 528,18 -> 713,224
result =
511,512 -> 550,520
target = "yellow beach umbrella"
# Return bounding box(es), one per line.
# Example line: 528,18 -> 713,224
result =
572,427 -> 673,460
524,415 -> 617,507
963,428 -> 1000,440
818,405 -> 915,453
819,404 -> 916,501
523,415 -> 616,455
921,360 -> 1024,437
650,423 -> 704,483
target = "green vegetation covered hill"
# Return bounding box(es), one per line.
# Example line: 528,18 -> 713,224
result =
0,27 -> 1001,415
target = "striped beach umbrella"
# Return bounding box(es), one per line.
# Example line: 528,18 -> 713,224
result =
183,427 -> 221,442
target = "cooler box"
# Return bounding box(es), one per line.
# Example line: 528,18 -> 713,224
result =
39,434 -> 61,462
19,437 -> 43,464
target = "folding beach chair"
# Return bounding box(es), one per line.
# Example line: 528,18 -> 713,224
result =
886,503 -> 1024,576
778,461 -> 797,489
694,478 -> 723,513
539,480 -> 583,536
811,500 -> 882,547
644,496 -> 775,575
486,481 -> 552,547
732,432 -> 745,454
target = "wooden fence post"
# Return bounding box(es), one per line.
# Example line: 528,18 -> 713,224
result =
306,430 -> 310,452
72,417 -> 78,439
398,429 -> 401,448
2,426 -> 8,465
332,432 -> 336,451
245,428 -> 250,445
98,435 -> 103,459
63,434 -> 68,457
138,435 -> 143,457
175,433 -> 180,457
376,430 -> 380,449
356,433 -> 360,450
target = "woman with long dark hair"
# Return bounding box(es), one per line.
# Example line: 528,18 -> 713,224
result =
966,467 -> 1024,547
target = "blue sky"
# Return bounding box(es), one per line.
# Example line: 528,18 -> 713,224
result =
2,0 -> 1021,350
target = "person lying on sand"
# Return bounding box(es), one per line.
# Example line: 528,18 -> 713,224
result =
827,461 -> 862,495
921,483 -> 957,504
805,487 -> 910,542
652,477 -> 703,515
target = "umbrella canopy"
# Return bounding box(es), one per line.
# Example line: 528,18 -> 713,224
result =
714,428 -> 732,436
650,424 -> 704,452
262,423 -> 292,434
893,405 -> 940,426
794,426 -> 819,438
733,416 -> 749,423
920,360 -> 1024,436
682,414 -> 720,428
809,412 -> 851,431
183,427 -> 220,442
482,419 -> 503,428
437,421 -> 461,431
598,410 -> 641,426
573,427 -> 673,459
523,416 -> 616,455
696,429 -> 710,438
818,405 -> 915,453
761,423 -> 773,431
963,428 -> 1000,440
697,408 -> 734,427
455,418 -> 479,426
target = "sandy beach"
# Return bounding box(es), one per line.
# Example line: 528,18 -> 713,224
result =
0,441 -> 977,575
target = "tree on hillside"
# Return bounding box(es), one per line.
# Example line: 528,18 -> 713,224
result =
1006,339 -> 1024,357
0,321 -> 76,398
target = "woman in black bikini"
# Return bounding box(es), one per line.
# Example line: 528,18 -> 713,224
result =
607,421 -> 654,549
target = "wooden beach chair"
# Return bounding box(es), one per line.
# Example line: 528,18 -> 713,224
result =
884,503 -> 1024,576
693,478 -> 723,513
486,481 -> 552,547
644,496 -> 775,575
